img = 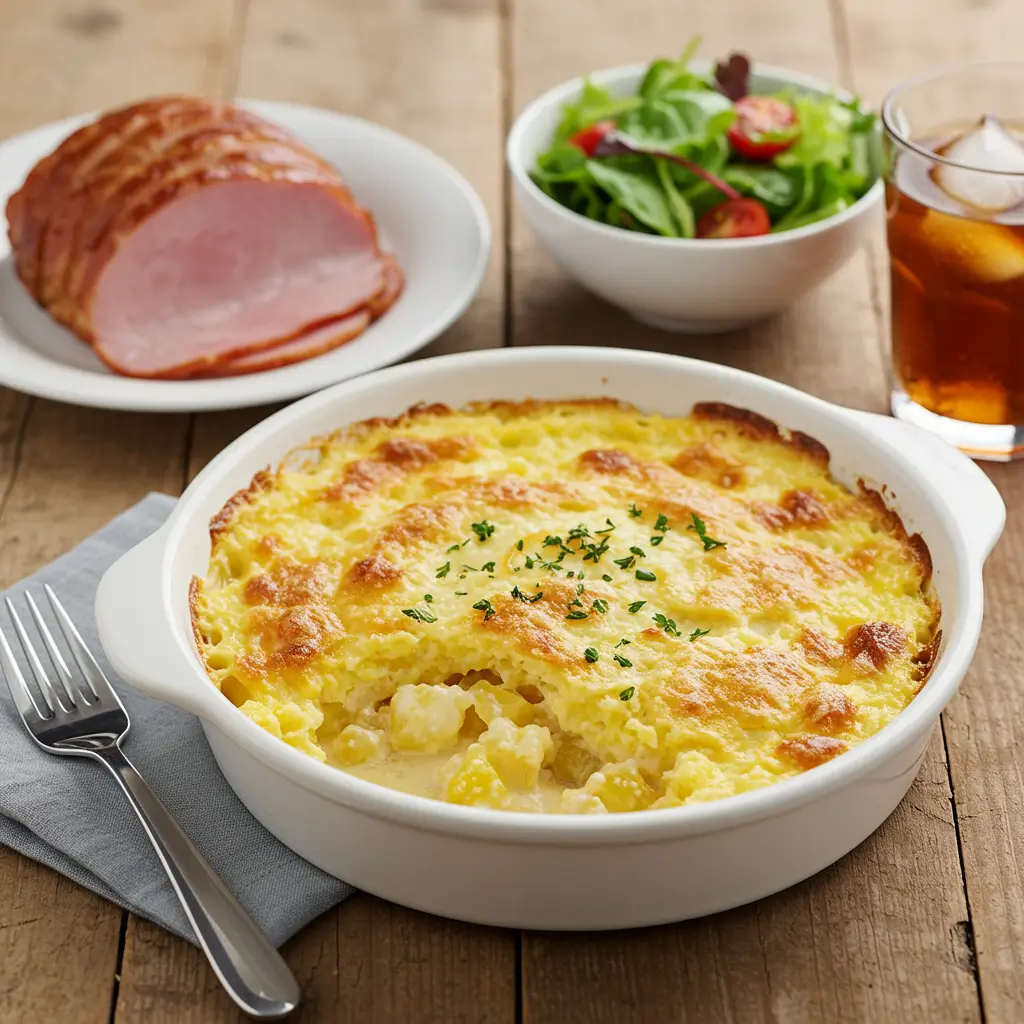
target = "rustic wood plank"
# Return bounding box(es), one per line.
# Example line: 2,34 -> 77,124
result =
0,0 -> 238,1021
118,0 -> 515,1021
512,1 -> 979,1020
841,3 -> 1024,1021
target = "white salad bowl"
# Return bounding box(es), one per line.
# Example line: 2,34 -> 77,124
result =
95,347 -> 1002,931
507,63 -> 884,333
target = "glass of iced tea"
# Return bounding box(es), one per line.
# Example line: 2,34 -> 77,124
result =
883,63 -> 1024,460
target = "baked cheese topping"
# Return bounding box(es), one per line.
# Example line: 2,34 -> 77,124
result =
191,400 -> 940,813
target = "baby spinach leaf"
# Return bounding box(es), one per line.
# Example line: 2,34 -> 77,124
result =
532,142 -> 591,183
555,79 -> 642,143
661,89 -> 735,140
771,197 -> 850,232
722,164 -> 802,219
638,36 -> 705,98
587,161 -> 678,236
655,159 -> 695,237
619,99 -> 690,148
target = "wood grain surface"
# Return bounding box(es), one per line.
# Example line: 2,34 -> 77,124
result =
0,0 -> 1013,1020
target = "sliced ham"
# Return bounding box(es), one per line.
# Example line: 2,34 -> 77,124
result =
5,97 -> 403,379
202,310 -> 372,376
207,252 -> 405,377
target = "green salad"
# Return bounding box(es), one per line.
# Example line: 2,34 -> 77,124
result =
531,39 -> 879,239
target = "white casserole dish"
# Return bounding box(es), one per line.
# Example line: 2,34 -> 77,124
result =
94,347 -> 1004,930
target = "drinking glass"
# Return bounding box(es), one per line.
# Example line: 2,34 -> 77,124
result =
883,62 -> 1024,460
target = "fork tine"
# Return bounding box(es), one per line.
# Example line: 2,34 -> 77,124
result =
5,598 -> 66,714
43,585 -> 111,701
0,620 -> 46,720
25,592 -> 82,708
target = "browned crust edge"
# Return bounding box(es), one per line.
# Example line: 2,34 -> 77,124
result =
692,401 -> 831,464
188,574 -> 209,669
208,468 -> 273,542
912,630 -> 943,692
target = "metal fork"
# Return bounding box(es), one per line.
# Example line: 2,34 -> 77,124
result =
0,586 -> 300,1019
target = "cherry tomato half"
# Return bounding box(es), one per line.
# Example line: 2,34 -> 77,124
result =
696,198 -> 772,239
727,96 -> 799,161
569,120 -> 617,157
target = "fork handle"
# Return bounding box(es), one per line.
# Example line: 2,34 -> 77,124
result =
94,744 -> 300,1019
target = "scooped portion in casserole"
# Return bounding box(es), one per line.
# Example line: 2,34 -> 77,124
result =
190,400 -> 940,814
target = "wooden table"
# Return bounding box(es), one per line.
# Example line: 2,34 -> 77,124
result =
1,0 -> 1021,1020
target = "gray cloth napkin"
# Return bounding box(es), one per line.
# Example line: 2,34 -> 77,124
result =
0,493 -> 352,945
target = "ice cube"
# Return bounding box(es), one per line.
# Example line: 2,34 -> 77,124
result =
917,208 -> 1024,283
932,115 -> 1024,212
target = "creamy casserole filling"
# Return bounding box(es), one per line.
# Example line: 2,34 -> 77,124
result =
191,400 -> 940,814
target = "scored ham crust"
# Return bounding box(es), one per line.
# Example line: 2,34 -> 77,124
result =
5,96 -> 403,378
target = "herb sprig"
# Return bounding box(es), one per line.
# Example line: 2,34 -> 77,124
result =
402,606 -> 437,624
688,512 -> 726,551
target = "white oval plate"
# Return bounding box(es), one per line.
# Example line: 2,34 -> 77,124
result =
0,100 -> 490,412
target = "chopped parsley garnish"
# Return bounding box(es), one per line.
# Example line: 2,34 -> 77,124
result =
584,647 -> 599,663
482,561 -> 496,573
568,597 -> 583,609
650,535 -> 664,547
577,571 -> 585,579
619,683 -> 635,697
654,513 -> 670,533
653,613 -> 680,637
576,582 -> 585,595
616,653 -> 634,670
595,518 -> 617,535
689,627 -> 711,641
582,538 -> 610,563
602,574 -> 613,582
566,571 -> 575,579
543,534 -> 563,548
402,606 -> 437,623
472,520 -> 496,542
567,523 -> 591,543
511,585 -> 543,603
628,503 -> 642,518
516,539 -> 524,552
628,600 -> 646,613
630,546 -> 646,558
455,591 -> 468,596
472,599 -> 496,621
615,638 -> 631,648
446,543 -> 461,553
635,569 -> 657,582
424,594 -> 433,603
592,598 -> 610,614
524,554 -> 536,569
566,610 -> 589,620
436,561 -> 451,579
688,512 -> 726,552
614,554 -> 636,570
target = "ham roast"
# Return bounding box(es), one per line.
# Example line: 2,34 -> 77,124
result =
5,97 -> 403,378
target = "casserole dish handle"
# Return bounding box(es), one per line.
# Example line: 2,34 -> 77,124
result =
95,527 -> 212,719
846,409 -> 1005,563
